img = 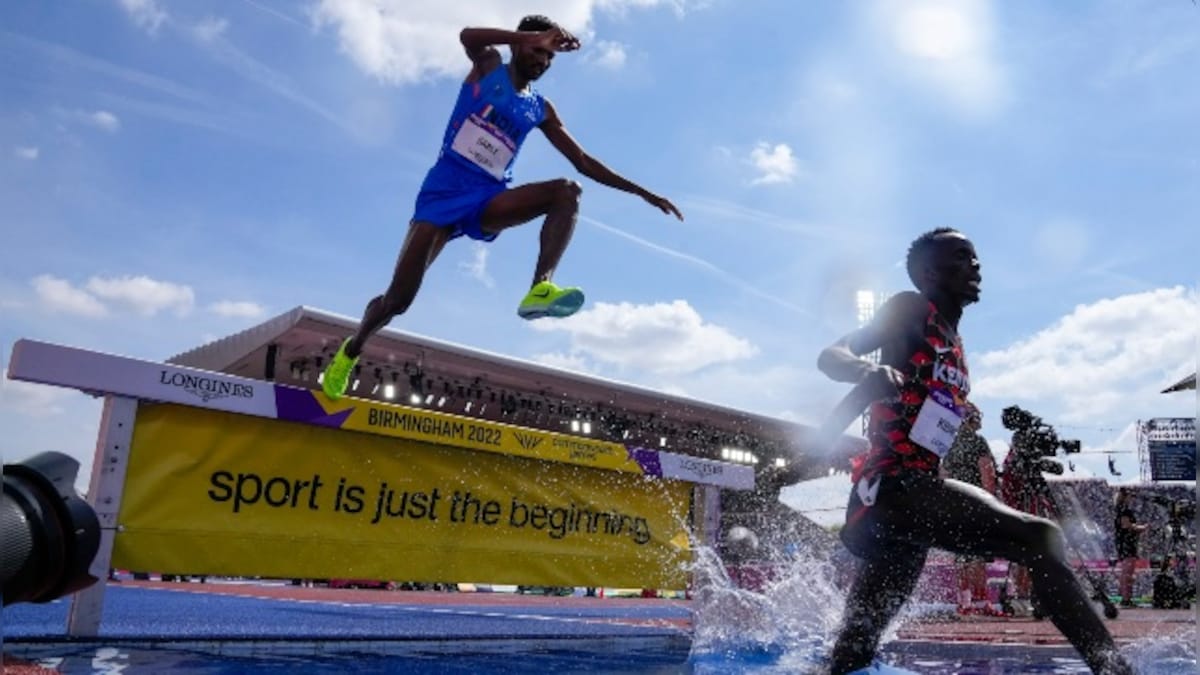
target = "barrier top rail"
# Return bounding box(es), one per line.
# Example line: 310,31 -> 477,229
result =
8,339 -> 754,490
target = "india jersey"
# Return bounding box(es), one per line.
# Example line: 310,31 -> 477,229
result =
434,65 -> 546,184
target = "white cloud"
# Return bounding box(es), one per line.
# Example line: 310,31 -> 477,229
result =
27,274 -> 213,319
868,0 -> 1007,118
31,275 -> 108,317
749,142 -> 799,185
457,243 -> 494,288
193,16 -> 230,43
0,379 -> 77,419
118,0 -> 168,36
55,108 -> 123,133
209,300 -> 266,319
85,275 -> 195,316
84,110 -> 121,133
588,40 -> 628,69
972,286 -> 1198,424
529,300 -> 757,375
311,0 -> 684,84
14,146 -> 39,160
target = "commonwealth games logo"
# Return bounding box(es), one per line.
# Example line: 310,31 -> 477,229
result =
512,431 -> 544,451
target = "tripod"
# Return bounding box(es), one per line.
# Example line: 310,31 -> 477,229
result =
1152,518 -> 1196,609
999,469 -> 1120,620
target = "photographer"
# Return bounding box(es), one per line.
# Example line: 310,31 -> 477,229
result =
942,403 -> 999,615
1113,488 -> 1147,607
1145,493 -> 1196,609
999,410 -> 1064,615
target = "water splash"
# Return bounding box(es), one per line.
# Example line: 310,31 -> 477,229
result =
1124,629 -> 1198,675
683,534 -> 1197,674
688,542 -> 845,667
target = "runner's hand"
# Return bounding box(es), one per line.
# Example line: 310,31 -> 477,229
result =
644,193 -> 683,220
864,364 -> 905,399
534,26 -> 581,52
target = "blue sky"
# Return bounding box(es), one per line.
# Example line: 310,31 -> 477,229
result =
1,0 -> 1196,524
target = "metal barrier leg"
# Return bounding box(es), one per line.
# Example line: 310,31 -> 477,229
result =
67,395 -> 138,636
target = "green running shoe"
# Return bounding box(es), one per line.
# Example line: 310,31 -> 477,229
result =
322,337 -> 359,400
517,281 -> 585,320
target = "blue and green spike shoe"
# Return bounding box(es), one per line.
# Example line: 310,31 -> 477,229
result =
517,281 -> 585,320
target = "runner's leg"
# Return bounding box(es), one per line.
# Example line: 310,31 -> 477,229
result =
879,477 -> 1130,674
1118,558 -> 1135,604
479,179 -> 581,287
345,222 -> 450,358
829,545 -> 928,674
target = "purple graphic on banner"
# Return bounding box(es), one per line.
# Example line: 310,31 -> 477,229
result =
274,386 -> 353,428
628,447 -> 662,477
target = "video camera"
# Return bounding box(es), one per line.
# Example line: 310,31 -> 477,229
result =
1147,494 -> 1197,522
1144,494 -> 1198,546
1001,405 -> 1082,458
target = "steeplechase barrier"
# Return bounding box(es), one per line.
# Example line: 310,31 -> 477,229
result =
7,339 -> 753,636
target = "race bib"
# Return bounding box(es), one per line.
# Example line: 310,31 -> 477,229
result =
909,388 -> 963,458
450,114 -> 514,180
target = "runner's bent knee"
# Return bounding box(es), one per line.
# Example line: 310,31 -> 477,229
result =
553,178 -> 582,207
1007,517 -> 1065,565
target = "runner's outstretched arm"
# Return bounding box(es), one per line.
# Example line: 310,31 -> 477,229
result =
539,100 -> 683,220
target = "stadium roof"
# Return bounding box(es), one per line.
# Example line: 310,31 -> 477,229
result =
168,306 -> 861,480
168,306 -> 792,432
1162,373 -> 1196,393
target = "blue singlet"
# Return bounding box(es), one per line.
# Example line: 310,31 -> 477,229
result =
413,65 -> 547,241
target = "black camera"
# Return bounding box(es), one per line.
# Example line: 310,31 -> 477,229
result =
1000,405 -> 1081,458
1145,494 -> 1197,545
1148,494 -> 1197,521
1,451 -> 101,605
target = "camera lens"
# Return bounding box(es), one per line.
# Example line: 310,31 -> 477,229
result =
1,452 -> 101,605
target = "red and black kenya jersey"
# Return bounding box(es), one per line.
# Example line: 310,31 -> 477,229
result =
855,301 -> 971,481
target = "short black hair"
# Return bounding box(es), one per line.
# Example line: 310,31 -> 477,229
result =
906,227 -> 960,288
518,15 -> 555,32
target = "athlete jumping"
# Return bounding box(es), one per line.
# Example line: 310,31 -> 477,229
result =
817,229 -> 1132,675
322,15 -> 682,400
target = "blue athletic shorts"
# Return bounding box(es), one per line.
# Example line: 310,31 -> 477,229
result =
413,159 -> 507,242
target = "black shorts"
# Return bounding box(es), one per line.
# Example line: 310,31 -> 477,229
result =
839,470 -> 1044,565
840,472 -> 930,560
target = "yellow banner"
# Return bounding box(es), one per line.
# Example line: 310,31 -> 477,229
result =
306,391 -> 644,474
114,403 -> 693,589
